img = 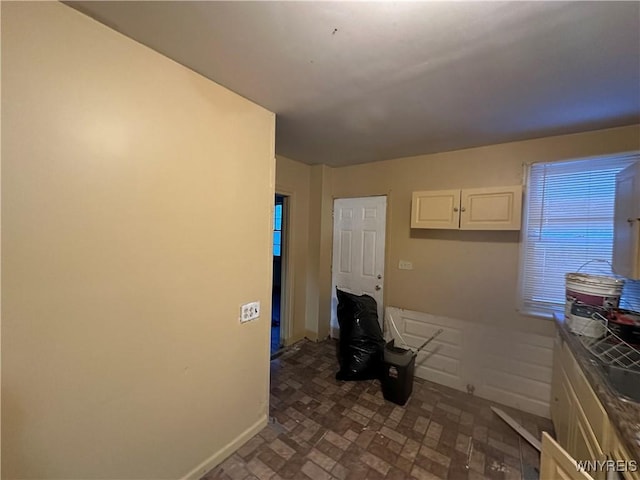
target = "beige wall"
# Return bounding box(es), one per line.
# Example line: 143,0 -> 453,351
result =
330,125 -> 640,337
2,3 -> 275,479
275,159 -> 336,342
275,125 -> 639,417
309,165 -> 334,340
276,126 -> 640,343
275,155 -> 311,344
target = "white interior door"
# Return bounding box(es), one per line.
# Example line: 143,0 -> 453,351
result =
331,196 -> 386,337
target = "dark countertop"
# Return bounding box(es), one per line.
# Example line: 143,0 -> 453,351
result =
554,314 -> 640,460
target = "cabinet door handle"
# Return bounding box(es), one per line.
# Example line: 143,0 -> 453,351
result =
461,207 -> 466,212
453,207 -> 459,212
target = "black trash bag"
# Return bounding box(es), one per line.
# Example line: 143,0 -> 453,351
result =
335,288 -> 385,381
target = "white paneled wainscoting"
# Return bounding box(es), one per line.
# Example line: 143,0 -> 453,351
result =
385,307 -> 554,418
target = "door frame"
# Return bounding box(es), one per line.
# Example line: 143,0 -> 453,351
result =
330,195 -> 388,338
275,190 -> 293,348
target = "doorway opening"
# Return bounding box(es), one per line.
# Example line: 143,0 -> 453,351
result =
271,194 -> 287,356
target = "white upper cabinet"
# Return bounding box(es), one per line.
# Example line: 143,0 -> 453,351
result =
460,186 -> 523,230
411,189 -> 461,229
411,185 -> 522,230
613,161 -> 640,280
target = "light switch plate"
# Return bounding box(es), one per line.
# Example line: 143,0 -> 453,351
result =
398,260 -> 413,270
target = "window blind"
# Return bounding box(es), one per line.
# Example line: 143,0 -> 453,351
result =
520,154 -> 639,316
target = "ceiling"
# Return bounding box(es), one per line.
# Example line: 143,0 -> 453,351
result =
69,1 -> 640,167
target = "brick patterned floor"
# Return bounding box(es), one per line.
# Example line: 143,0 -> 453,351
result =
202,339 -> 553,480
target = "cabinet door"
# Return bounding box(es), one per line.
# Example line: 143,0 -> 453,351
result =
609,432 -> 640,480
540,432 -> 593,480
411,189 -> 460,229
573,402 -> 606,480
561,342 -> 610,448
551,340 -> 572,449
613,162 -> 640,280
460,185 -> 522,230
556,367 -> 575,451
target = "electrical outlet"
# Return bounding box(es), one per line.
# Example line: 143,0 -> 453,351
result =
398,260 -> 413,270
240,301 -> 261,323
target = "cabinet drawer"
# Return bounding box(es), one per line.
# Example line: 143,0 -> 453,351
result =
561,342 -> 610,448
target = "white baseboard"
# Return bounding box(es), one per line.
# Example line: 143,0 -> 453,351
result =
304,329 -> 319,341
180,414 -> 268,480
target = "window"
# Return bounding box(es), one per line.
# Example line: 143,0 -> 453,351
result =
273,203 -> 282,256
520,154 -> 640,317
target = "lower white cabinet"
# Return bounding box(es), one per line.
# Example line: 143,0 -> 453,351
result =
540,432 -> 593,480
411,185 -> 522,230
549,336 -> 640,480
551,341 -> 573,449
610,434 -> 640,480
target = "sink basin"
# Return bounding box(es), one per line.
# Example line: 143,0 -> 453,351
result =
601,364 -> 640,403
587,340 -> 640,402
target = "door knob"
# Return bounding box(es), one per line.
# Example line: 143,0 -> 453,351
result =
377,274 -> 382,279
375,285 -> 381,291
